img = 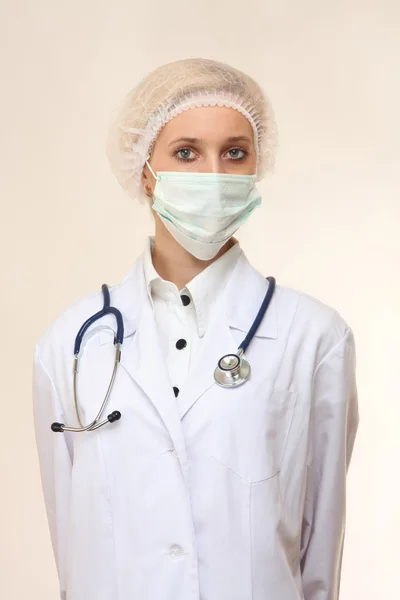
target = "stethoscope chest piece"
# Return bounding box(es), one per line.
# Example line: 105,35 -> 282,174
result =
214,350 -> 251,388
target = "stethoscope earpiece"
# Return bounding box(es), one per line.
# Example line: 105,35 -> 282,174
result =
51,409 -> 122,434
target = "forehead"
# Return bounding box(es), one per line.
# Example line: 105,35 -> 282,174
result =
157,105 -> 254,144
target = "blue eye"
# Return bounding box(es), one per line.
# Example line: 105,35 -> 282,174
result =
175,148 -> 196,161
227,148 -> 247,160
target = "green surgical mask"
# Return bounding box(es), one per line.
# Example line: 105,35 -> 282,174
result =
146,161 -> 262,261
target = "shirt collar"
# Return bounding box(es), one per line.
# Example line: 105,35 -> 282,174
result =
142,236 -> 243,337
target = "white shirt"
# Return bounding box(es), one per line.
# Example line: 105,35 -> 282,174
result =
142,236 -> 242,395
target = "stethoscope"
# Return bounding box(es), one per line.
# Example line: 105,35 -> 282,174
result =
51,276 -> 276,433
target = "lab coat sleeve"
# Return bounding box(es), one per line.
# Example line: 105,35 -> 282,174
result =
299,326 -> 359,600
32,344 -> 72,600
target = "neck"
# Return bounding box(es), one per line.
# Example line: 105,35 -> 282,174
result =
152,215 -> 235,290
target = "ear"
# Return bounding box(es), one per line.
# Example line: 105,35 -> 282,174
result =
141,164 -> 154,197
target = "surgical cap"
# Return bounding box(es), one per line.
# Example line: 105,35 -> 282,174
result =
106,57 -> 278,204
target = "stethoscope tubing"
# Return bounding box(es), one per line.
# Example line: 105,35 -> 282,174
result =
51,275 -> 276,433
238,276 -> 275,354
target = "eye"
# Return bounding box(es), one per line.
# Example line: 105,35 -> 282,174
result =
175,148 -> 196,161
226,147 -> 248,161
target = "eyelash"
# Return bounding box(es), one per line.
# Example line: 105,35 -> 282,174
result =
173,147 -> 248,163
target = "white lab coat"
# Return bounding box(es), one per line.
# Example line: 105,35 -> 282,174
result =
32,250 -> 359,600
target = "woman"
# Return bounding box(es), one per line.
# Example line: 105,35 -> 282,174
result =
32,58 -> 359,600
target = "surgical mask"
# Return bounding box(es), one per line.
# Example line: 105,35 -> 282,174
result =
146,161 -> 262,261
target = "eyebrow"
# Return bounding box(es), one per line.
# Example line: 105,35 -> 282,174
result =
168,135 -> 252,147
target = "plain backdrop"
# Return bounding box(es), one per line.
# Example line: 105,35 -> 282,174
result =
0,0 -> 399,598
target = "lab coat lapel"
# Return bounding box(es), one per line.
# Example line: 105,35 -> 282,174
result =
177,302 -> 237,419
178,253 -> 278,420
99,255 -> 186,457
120,300 -> 186,454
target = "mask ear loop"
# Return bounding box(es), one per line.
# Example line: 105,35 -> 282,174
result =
144,160 -> 157,218
145,160 -> 158,181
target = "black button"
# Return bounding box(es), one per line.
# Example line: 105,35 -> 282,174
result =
173,387 -> 180,397
181,294 -> 191,306
175,339 -> 187,350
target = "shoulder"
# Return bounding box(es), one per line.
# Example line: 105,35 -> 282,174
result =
234,254 -> 353,356
273,281 -> 354,357
34,254 -> 145,372
34,282 -> 119,368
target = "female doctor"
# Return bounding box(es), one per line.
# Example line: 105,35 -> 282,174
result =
32,58 -> 359,600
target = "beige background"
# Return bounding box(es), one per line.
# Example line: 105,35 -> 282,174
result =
1,0 -> 399,598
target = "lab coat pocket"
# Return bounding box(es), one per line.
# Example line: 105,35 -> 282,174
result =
210,386 -> 297,483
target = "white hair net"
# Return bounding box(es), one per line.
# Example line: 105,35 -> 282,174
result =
106,57 -> 278,204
